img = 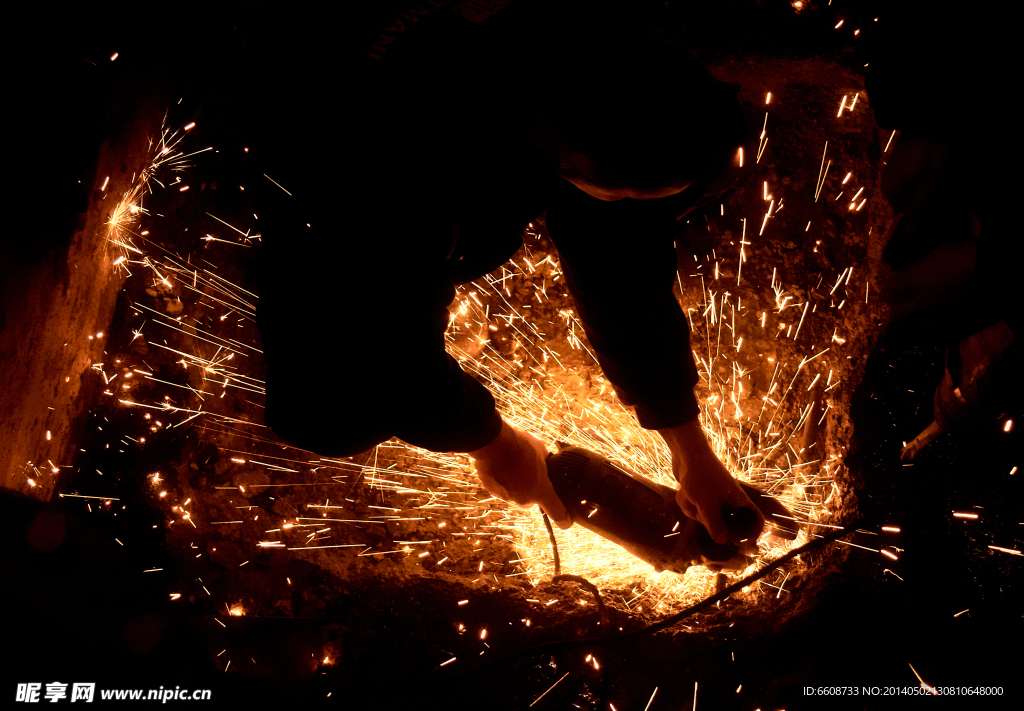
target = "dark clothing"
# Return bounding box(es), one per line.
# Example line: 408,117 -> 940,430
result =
546,178 -> 706,430
249,1 -> 733,455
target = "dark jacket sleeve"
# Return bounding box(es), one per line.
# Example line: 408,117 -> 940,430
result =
546,179 -> 702,430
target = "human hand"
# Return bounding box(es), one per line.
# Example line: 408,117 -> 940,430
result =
469,420 -> 573,529
659,420 -> 765,545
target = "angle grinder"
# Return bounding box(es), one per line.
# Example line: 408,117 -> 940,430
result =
545,444 -> 799,574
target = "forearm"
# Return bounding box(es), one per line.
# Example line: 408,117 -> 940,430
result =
657,418 -> 716,472
657,418 -> 706,450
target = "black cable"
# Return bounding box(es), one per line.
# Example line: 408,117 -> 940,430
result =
432,516 -> 865,679
541,511 -> 561,576
549,573 -> 610,709
540,513 -> 612,709
543,514 -> 608,631
551,574 -> 607,630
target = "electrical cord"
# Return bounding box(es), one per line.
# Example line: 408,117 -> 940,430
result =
432,515 -> 866,681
